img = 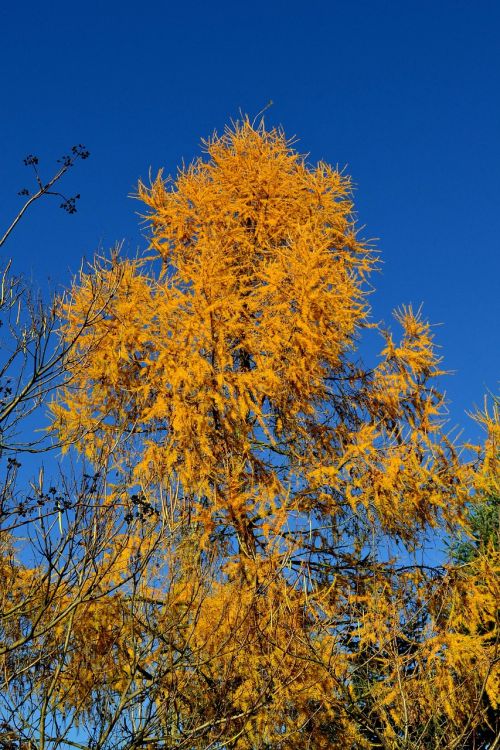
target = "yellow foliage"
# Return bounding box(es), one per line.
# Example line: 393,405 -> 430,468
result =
34,119 -> 498,748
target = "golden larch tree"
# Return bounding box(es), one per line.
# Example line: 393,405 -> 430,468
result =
48,119 -> 499,749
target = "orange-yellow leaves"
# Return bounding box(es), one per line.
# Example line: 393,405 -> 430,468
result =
52,119 -> 471,553
471,399 -> 500,500
40,119 -> 500,747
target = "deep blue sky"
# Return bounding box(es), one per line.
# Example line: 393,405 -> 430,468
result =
1,0 -> 498,441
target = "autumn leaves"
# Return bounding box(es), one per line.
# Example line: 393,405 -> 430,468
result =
2,120 -> 498,749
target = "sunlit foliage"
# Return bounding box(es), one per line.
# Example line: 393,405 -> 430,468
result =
7,119 -> 497,749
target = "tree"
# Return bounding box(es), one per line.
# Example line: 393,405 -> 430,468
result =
452,398 -> 499,564
0,144 -> 91,455
0,147 -> 169,750
6,120 -> 499,748
445,398 -> 500,749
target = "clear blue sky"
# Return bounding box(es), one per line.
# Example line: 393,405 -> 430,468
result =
1,0 -> 498,441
